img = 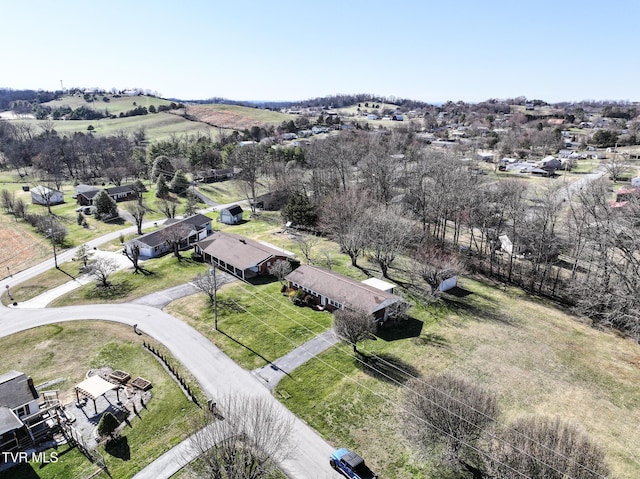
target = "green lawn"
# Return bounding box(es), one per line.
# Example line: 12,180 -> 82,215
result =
0,321 -> 200,479
166,280 -> 333,370
274,278 -> 640,479
50,254 -> 210,307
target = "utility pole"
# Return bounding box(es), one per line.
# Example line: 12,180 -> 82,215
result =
47,228 -> 58,268
213,266 -> 218,331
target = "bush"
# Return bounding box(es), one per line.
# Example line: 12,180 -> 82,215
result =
97,411 -> 120,439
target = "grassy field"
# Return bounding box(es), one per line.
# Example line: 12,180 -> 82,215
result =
186,104 -> 296,129
166,280 -> 333,370
0,321 -> 200,479
274,278 -> 640,479
49,253 -> 210,307
6,112 -> 223,143
41,94 -> 175,116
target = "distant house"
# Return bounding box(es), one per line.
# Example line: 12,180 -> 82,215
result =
219,204 -> 243,225
391,114 -> 404,121
196,168 -> 235,183
124,213 -> 213,259
366,114 -> 379,120
539,156 -> 562,171
194,231 -> 293,280
30,186 -> 63,206
285,265 -> 406,322
0,371 -> 40,454
75,184 -> 138,206
615,187 -> 640,203
251,191 -> 289,211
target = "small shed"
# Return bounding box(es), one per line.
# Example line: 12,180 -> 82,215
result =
438,276 -> 458,292
219,204 -> 244,225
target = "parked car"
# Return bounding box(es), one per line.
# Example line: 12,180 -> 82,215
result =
330,448 -> 377,479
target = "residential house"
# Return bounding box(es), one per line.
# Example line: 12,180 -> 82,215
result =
194,231 -> 293,280
285,265 -> 405,322
219,204 -> 243,225
196,168 -> 235,183
0,371 -> 40,454
75,184 -> 138,206
124,213 -> 213,259
30,186 -> 63,206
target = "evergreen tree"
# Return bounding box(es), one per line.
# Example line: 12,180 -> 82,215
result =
170,169 -> 190,196
150,155 -> 174,181
156,175 -> 170,198
93,190 -> 118,220
282,193 -> 318,227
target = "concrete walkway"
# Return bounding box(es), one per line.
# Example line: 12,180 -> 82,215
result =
252,330 -> 339,390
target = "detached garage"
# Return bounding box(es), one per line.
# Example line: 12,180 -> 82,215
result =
219,204 -> 243,225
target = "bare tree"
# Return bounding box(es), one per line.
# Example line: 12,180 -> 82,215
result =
267,260 -> 292,285
332,308 -> 376,353
320,188 -> 369,267
293,234 -> 319,264
603,153 -> 630,182
228,144 -> 265,213
126,200 -> 147,235
158,198 -> 178,219
89,257 -> 118,287
0,189 -> 14,214
413,246 -> 466,297
162,224 -> 190,260
185,393 -> 293,479
362,204 -> 416,278
123,242 -> 144,274
399,373 -> 498,474
485,416 -> 610,479
193,267 -> 227,330
73,244 -> 94,270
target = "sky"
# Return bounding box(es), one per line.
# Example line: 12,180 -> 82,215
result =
1,0 -> 639,104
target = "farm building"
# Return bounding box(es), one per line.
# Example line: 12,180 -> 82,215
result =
30,186 -> 63,206
285,265 -> 406,322
195,231 -> 293,280
124,214 -> 213,259
219,204 -> 243,225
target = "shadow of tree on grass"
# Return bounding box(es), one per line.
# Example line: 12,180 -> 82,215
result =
357,352 -> 421,385
105,435 -> 131,461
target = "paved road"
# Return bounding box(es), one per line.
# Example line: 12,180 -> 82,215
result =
0,303 -> 340,478
0,216 -> 342,478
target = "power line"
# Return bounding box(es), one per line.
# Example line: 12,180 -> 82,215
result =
218,291 -> 535,479
219,282 -> 607,478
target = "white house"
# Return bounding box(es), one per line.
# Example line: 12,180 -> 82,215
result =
124,214 -> 213,259
31,186 -> 63,206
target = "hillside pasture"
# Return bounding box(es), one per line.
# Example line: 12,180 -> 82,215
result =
185,104 -> 296,129
5,112 -> 224,142
41,94 -> 174,116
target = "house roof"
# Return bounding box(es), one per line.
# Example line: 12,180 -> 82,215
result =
197,231 -> 291,271
75,184 -> 100,195
105,185 -> 137,195
130,214 -> 212,248
285,265 -> 403,314
0,406 -> 23,435
31,185 -> 61,195
222,204 -> 243,216
0,371 -> 38,410
361,277 -> 396,293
